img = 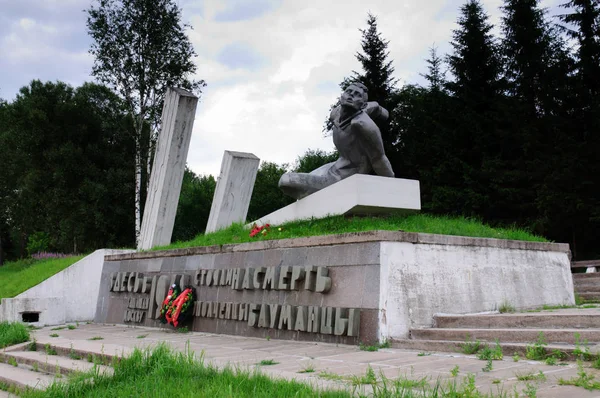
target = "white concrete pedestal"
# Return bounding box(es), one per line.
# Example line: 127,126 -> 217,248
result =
251,174 -> 421,226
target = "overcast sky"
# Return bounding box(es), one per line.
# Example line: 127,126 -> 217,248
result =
0,0 -> 562,177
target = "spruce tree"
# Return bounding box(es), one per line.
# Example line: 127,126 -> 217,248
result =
441,0 -> 508,220
421,46 -> 446,92
324,13 -> 398,169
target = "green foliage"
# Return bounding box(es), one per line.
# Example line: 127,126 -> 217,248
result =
44,344 -> 57,356
498,301 -> 515,313
246,162 -> 294,221
516,370 -> 546,382
0,256 -> 83,299
476,340 -> 503,360
460,335 -> 484,355
50,334 -> 59,338
359,340 -> 391,352
481,359 -> 493,372
258,359 -> 278,366
26,232 -> 50,256
157,213 -> 547,251
0,321 -> 30,349
0,81 -> 136,258
172,169 -> 216,242
89,337 -> 104,341
559,361 -> 600,390
450,365 -> 460,377
350,365 -> 377,386
293,149 -> 339,173
7,357 -> 18,367
525,332 -> 547,360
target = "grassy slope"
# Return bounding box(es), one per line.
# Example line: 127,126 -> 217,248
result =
156,214 -> 547,251
0,256 -> 84,300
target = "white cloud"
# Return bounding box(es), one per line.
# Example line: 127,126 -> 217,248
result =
0,0 -> 566,177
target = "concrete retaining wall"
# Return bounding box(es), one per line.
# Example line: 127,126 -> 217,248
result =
0,249 -> 133,326
379,238 -> 574,340
95,232 -> 573,343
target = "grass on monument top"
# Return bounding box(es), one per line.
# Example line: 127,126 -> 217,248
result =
155,213 -> 548,251
0,255 -> 84,300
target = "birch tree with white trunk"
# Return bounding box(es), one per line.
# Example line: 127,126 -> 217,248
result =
86,0 -> 204,244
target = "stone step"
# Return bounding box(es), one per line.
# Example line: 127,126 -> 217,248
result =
435,313 -> 600,329
0,350 -> 112,376
392,339 -> 594,360
0,362 -> 55,392
410,328 -> 600,344
574,285 -> 600,292
573,273 -> 600,280
577,293 -> 600,301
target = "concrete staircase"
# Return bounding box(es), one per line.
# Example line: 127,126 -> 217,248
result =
573,273 -> 600,302
393,308 -> 600,358
0,341 -> 112,395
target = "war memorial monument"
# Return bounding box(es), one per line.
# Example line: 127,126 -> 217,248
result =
94,84 -> 574,345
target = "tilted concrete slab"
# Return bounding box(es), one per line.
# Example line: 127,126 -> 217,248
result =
206,151 -> 260,233
251,174 -> 421,226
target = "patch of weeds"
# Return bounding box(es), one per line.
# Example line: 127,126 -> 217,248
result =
417,352 -> 431,357
44,343 -> 57,355
516,370 -> 546,382
574,333 -> 594,361
481,359 -> 493,372
88,336 -> 104,341
0,321 -> 30,349
351,365 -> 377,386
136,334 -> 148,339
175,326 -> 189,333
86,353 -> 93,363
460,334 -> 483,355
67,324 -> 77,330
525,332 -> 547,360
498,300 -> 515,313
378,339 -> 391,349
581,304 -> 599,309
559,361 -> 600,390
50,326 -> 65,331
395,375 -> 429,389
359,340 -> 390,352
513,353 -> 521,362
546,356 -> 557,365
297,363 -> 315,374
522,382 -> 538,398
32,362 -> 39,372
49,333 -> 59,338
492,379 -> 501,384
258,359 -> 279,366
477,340 -> 503,360
69,344 -> 82,360
450,365 -> 460,377
27,339 -> 37,351
265,336 -> 271,341
7,357 -> 18,367
318,371 -> 346,382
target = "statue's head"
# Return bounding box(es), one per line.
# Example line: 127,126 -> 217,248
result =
341,82 -> 368,111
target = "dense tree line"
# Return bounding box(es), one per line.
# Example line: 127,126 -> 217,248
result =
2,0 -> 598,262
0,81 -> 136,260
344,0 -> 600,259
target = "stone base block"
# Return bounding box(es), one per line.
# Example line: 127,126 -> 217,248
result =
96,232 -> 573,344
251,174 -> 421,226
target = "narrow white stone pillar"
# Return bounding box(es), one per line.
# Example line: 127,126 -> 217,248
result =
138,87 -> 198,250
205,151 -> 260,233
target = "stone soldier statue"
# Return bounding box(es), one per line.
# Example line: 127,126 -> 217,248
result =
279,82 -> 394,199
